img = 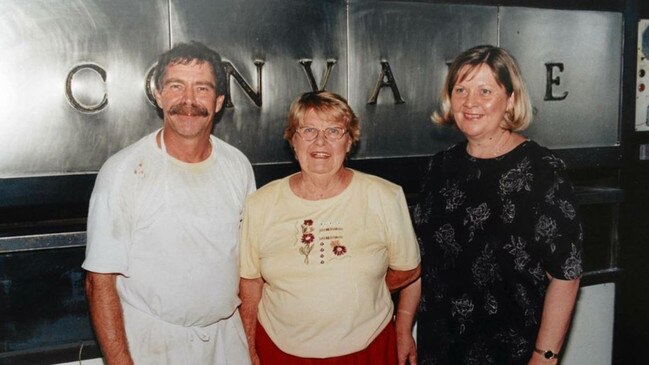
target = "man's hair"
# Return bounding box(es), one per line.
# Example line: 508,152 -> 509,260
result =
153,41 -> 227,95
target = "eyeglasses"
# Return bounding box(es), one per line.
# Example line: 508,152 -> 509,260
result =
296,126 -> 348,141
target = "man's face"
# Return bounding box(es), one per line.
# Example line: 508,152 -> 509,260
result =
154,60 -> 224,140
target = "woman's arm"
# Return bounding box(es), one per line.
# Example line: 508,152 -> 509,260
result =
386,264 -> 421,292
85,272 -> 134,365
528,276 -> 580,365
396,278 -> 421,365
527,152 -> 583,364
239,277 -> 264,365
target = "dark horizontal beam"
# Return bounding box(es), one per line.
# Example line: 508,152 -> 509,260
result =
0,146 -> 620,209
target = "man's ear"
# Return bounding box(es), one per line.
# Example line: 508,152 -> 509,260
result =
154,88 -> 163,108
214,94 -> 225,113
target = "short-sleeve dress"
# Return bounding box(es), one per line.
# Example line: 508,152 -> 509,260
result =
414,140 -> 583,365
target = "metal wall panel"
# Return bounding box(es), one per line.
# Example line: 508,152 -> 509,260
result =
0,1 -> 624,176
0,0 -> 168,177
500,7 -> 623,149
169,0 -> 347,163
348,2 -> 498,158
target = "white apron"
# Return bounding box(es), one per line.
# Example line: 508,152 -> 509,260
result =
116,130 -> 251,365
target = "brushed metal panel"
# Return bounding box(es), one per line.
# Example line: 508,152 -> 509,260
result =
348,2 -> 498,158
0,232 -> 85,253
500,7 -> 622,149
169,0 -> 347,163
0,0 -> 168,177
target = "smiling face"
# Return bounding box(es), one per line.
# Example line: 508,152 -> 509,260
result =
450,63 -> 515,142
154,60 -> 224,141
292,109 -> 352,177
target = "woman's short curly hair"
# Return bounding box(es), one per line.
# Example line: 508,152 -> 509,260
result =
284,91 -> 360,146
432,45 -> 532,131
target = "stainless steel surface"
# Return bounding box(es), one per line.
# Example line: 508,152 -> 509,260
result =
348,2 -> 498,158
0,0 -> 168,177
0,231 -> 85,253
169,0 -> 347,163
500,7 -> 623,148
0,1 -> 624,177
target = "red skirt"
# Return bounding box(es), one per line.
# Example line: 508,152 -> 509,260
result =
256,320 -> 397,365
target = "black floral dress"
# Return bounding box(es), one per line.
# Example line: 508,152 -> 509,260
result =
414,140 -> 583,365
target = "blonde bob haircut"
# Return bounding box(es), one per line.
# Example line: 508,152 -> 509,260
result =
284,91 -> 361,146
432,45 -> 533,131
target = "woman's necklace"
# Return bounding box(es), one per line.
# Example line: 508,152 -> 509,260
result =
469,129 -> 512,158
493,129 -> 512,157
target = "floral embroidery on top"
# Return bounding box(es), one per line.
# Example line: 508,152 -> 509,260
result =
534,215 -> 560,251
463,203 -> 491,241
440,182 -> 466,212
435,223 -> 461,263
297,219 -> 347,264
503,236 -> 531,272
498,157 -> 533,196
562,243 -> 583,280
331,240 -> 347,256
299,219 -> 314,264
558,199 -> 576,220
301,233 -> 314,244
500,198 -> 516,224
471,245 -> 501,287
451,294 -> 475,335
483,291 -> 498,315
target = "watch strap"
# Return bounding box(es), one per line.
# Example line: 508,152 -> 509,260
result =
534,348 -> 559,359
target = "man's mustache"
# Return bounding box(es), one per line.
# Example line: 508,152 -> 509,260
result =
168,103 -> 209,117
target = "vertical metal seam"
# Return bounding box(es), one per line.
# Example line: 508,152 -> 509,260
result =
496,6 -> 501,46
167,0 -> 172,47
346,0 -> 350,99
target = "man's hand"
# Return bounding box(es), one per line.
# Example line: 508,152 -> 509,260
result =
85,272 -> 134,365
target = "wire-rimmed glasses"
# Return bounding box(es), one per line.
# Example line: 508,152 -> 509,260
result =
296,126 -> 348,141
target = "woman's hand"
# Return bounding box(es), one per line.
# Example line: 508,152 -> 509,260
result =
396,329 -> 417,365
239,277 -> 264,365
528,274 -> 580,365
395,278 -> 420,365
249,351 -> 261,365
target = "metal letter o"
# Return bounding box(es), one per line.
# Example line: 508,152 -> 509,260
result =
65,63 -> 108,113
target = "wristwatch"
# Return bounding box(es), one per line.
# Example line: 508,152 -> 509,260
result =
534,348 -> 559,359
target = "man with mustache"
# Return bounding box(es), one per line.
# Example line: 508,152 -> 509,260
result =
82,41 -> 255,365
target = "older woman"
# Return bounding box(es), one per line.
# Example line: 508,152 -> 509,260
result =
239,91 -> 421,365
414,45 -> 583,365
